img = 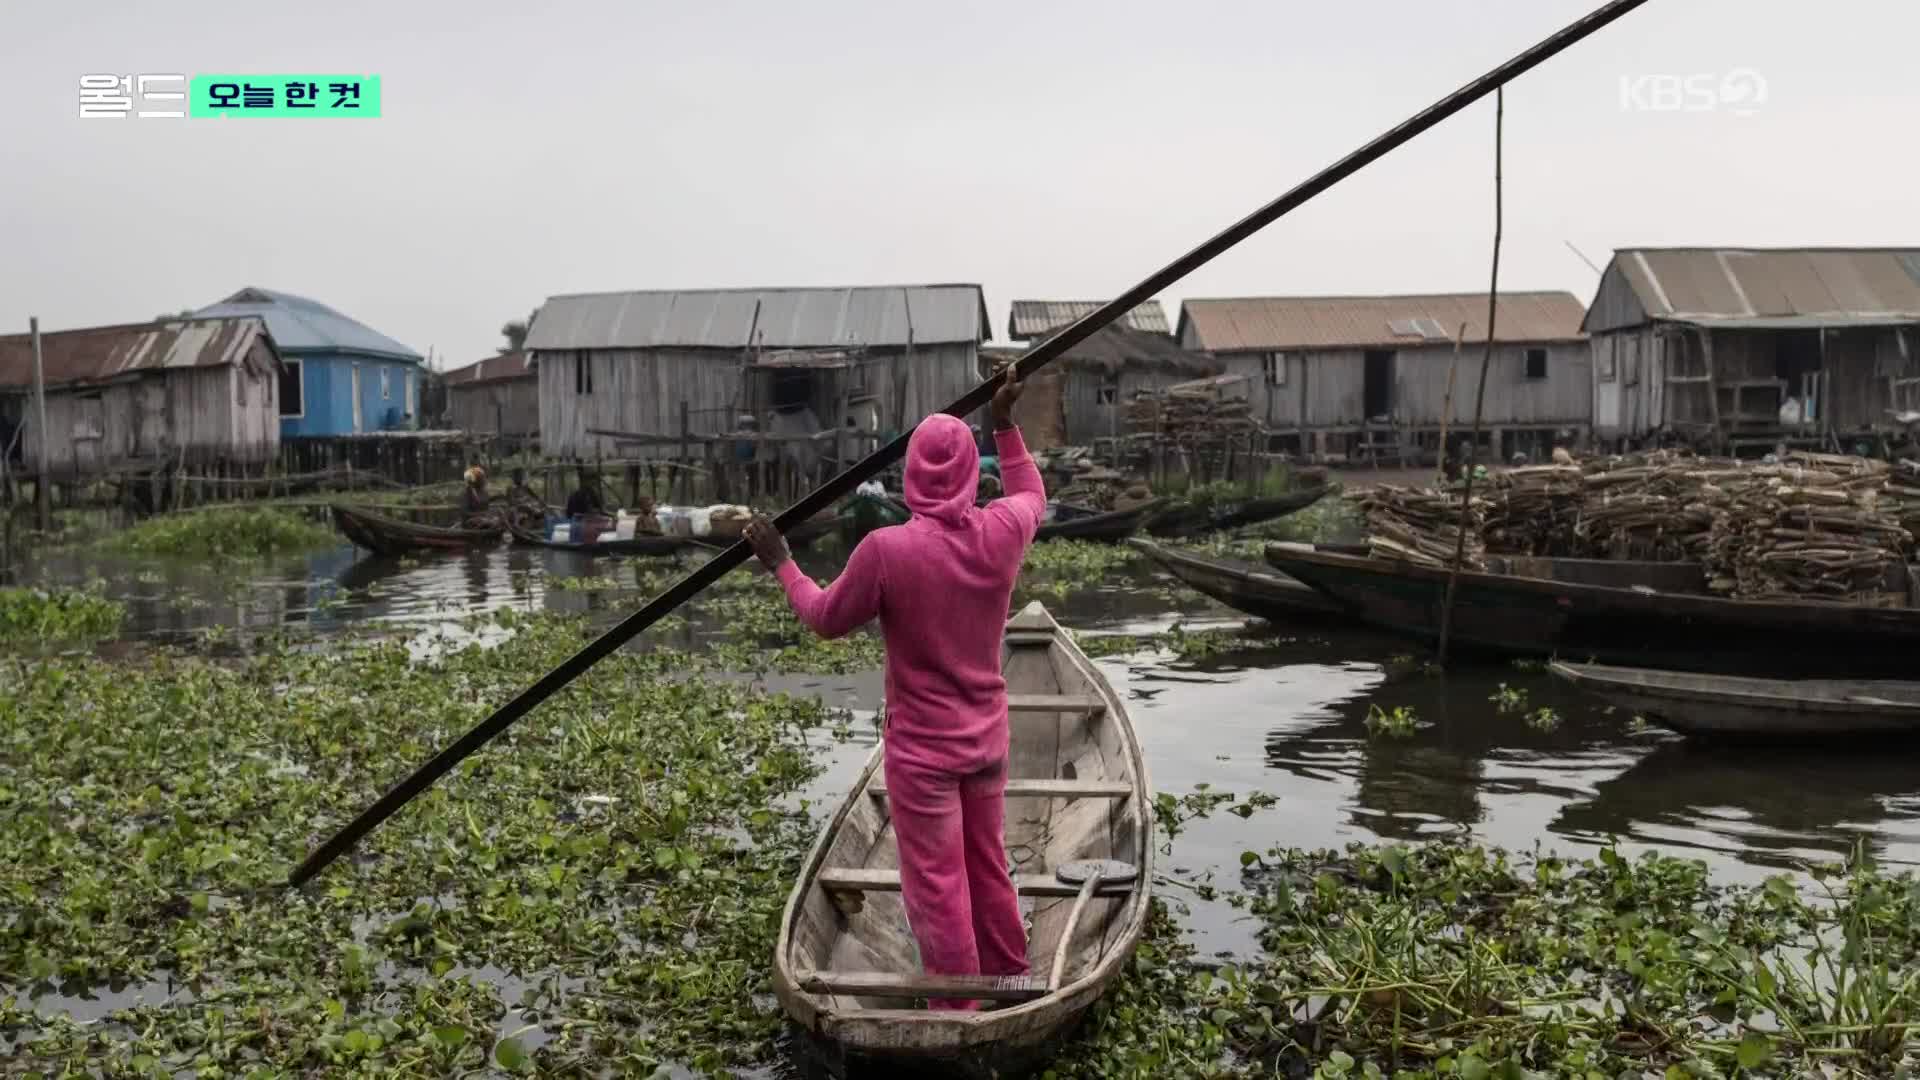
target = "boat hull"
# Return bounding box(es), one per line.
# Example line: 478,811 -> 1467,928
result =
1145,485 -> 1329,538
1034,500 -> 1165,544
1551,662 -> 1920,739
1265,544 -> 1920,677
772,603 -> 1152,1078
506,521 -> 691,557
330,504 -> 500,557
1130,539 -> 1345,623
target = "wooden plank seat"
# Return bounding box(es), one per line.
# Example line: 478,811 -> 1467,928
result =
1006,694 -> 1106,715
868,779 -> 1132,802
798,971 -> 1051,1002
818,868 -> 1135,899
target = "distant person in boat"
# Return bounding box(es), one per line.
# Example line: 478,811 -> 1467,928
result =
745,370 -> 1042,1010
460,466 -> 494,527
565,471 -> 607,519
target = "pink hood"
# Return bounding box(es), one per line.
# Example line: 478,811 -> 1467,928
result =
903,414 -> 980,527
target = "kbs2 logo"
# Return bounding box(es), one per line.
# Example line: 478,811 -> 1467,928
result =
1618,68 -> 1767,116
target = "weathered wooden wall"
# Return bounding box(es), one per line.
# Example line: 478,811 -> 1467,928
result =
538,342 -> 979,458
448,377 -> 539,437
1216,342 -> 1591,432
18,342 -> 281,478
1589,328 -> 1669,441
1061,367 -> 1190,446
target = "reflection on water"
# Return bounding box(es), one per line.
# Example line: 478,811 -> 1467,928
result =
19,538 -> 1920,950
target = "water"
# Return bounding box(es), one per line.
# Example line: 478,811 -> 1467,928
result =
24,539 -> 1920,958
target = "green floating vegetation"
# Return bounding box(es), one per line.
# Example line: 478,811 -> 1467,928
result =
0,586 -> 125,646
1048,842 -> 1920,1079
100,508 -> 339,559
0,609 -> 843,1075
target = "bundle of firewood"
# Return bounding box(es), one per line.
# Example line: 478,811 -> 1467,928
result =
1698,454 -> 1914,602
1125,378 -> 1258,442
1348,485 -> 1486,569
1484,465 -> 1583,556
1567,450 -> 1730,561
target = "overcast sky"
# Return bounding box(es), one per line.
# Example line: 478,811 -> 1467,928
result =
3,0 -> 1915,367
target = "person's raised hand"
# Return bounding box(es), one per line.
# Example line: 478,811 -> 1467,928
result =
743,516 -> 791,571
991,367 -> 1025,430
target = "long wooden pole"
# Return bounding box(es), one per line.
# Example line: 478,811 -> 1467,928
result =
287,0 -> 1652,889
1435,323 -> 1467,482
29,317 -> 50,531
1437,88 -> 1504,667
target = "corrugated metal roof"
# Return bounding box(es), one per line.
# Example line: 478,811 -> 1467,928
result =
444,351 -> 532,386
1055,324 -> 1216,376
1007,299 -> 1170,339
0,316 -> 277,390
194,286 -> 422,361
524,285 -> 988,351
1600,247 -> 1920,329
1178,292 -> 1587,352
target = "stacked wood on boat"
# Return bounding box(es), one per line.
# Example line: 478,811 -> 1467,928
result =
1347,485 -> 1486,569
1573,450 -> 1727,562
1353,449 -> 1920,604
1701,454 -> 1913,604
1483,465 -> 1583,556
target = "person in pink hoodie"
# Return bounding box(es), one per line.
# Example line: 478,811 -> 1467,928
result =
744,371 -> 1042,1009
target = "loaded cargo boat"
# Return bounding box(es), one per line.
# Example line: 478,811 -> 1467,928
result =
1264,543 -> 1920,677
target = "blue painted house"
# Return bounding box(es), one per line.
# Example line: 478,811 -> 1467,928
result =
194,287 -> 424,437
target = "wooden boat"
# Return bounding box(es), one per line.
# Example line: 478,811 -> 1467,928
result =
838,491 -> 912,546
330,504 -> 502,557
506,519 -> 693,557
1263,543 -> 1920,677
786,513 -> 839,551
1550,661 -> 1920,739
1144,484 -> 1330,538
1034,499 -> 1166,544
773,603 -> 1152,1078
1129,539 -> 1346,622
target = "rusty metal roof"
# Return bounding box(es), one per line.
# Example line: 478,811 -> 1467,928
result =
1178,291 -> 1587,352
1007,299 -> 1170,339
526,285 -> 988,351
444,350 -> 532,386
0,316 -> 277,391
1589,247 -> 1920,332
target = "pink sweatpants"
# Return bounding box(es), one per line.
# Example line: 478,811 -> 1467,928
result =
884,750 -> 1029,1010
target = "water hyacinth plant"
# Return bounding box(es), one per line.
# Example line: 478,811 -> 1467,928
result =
0,585 -> 125,645
100,508 -> 339,559
0,609 -> 845,1075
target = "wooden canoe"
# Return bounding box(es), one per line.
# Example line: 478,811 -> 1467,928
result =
1550,661 -> 1920,739
785,513 -> 840,551
1144,484 -> 1330,538
330,504 -> 502,557
1129,539 -> 1346,623
838,492 -> 912,546
1263,543 -> 1920,678
1034,499 -> 1166,544
505,519 -> 692,557
773,602 -> 1153,1079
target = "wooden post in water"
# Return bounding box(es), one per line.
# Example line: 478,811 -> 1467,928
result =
677,401 -> 690,503
29,317 -> 50,531
1436,323 -> 1467,481
1438,88 -> 1504,667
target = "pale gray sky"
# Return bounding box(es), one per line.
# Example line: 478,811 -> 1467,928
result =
3,0 -> 1915,366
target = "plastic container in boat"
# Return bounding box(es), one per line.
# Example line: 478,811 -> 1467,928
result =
687,507 -> 714,538
550,523 -> 572,544
614,513 -> 638,541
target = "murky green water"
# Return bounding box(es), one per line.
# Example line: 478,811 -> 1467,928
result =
23,538 -> 1920,969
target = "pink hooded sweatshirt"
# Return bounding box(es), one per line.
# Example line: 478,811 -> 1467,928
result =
775,415 -> 1045,770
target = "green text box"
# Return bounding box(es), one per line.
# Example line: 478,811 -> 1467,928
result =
190,75 -> 381,117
